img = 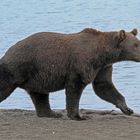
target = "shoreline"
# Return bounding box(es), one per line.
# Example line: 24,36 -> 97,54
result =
0,109 -> 140,140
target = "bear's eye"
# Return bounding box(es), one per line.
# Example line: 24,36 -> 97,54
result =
134,43 -> 139,48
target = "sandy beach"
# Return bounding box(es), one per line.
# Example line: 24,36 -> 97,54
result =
0,109 -> 140,140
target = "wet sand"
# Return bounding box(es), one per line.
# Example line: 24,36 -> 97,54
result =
0,109 -> 140,140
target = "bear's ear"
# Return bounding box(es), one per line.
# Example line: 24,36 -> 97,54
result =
131,28 -> 138,36
117,30 -> 126,42
115,30 -> 126,47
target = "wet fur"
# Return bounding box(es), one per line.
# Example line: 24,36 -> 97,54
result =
0,28 -> 138,120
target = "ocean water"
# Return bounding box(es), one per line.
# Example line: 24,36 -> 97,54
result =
0,0 -> 140,112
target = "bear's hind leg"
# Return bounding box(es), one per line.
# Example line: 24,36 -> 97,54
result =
0,64 -> 16,103
28,91 -> 62,118
0,88 -> 15,103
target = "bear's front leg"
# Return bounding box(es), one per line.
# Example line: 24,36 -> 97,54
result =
93,65 -> 134,115
65,80 -> 86,120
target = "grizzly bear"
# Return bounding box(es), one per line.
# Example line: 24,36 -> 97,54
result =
0,28 -> 139,120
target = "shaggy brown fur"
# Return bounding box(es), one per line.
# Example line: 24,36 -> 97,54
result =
0,28 -> 140,120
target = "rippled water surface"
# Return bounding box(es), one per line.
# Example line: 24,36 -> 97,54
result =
0,0 -> 140,112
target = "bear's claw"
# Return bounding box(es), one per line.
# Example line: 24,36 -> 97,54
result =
116,101 -> 134,116
68,114 -> 89,121
37,111 -> 62,118
120,107 -> 134,115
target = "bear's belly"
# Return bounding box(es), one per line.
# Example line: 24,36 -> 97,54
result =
43,78 -> 66,92
21,75 -> 66,93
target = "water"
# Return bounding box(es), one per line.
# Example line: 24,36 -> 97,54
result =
0,0 -> 140,112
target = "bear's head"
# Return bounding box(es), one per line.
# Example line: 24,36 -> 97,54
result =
116,28 -> 140,62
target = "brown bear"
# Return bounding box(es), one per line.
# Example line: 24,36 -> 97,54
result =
0,28 -> 139,120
